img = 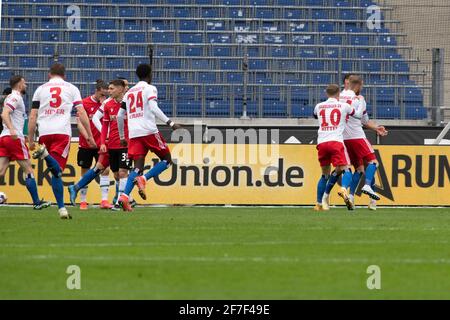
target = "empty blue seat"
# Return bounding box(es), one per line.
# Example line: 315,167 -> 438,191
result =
14,45 -> 29,54
19,57 -> 38,68
70,31 -> 88,42
180,20 -> 198,30
147,8 -> 164,17
206,101 -> 230,117
340,9 -> 357,20
159,101 -> 173,117
292,106 -> 314,118
213,47 -> 231,56
42,31 -> 60,41
180,33 -> 203,43
177,101 -> 202,117
177,85 -> 196,98
227,73 -> 243,83
125,33 -> 146,43
318,22 -> 335,32
263,102 -> 287,118
306,61 -> 325,71
174,8 -> 191,18
14,31 -> 30,41
119,7 -> 136,17
256,9 -> 274,19
377,106 -> 401,119
152,32 -> 175,43
128,45 -> 145,56
97,19 -> 115,30
203,8 -> 219,18
8,5 -> 25,16
199,72 -> 216,83
186,47 -> 203,56
91,6 -> 109,17
221,59 -> 239,70
36,6 -> 52,16
192,59 -> 209,69
376,88 -> 395,103
100,45 -> 118,55
97,32 -> 117,43
78,58 -> 96,69
164,59 -> 181,69
124,20 -> 141,30
14,20 -> 32,29
106,58 -> 124,69
351,36 -> 369,46
322,35 -> 342,45
405,107 -> 427,120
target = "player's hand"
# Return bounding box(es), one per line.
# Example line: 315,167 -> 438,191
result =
171,123 -> 182,130
120,139 -> 128,147
10,130 -> 18,140
100,144 -> 107,153
29,141 -> 36,151
376,126 -> 388,137
87,137 -> 97,149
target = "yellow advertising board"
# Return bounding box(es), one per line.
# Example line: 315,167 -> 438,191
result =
1,143 -> 449,206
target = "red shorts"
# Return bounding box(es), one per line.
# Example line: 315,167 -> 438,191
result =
344,138 -> 376,168
39,134 -> 71,170
0,136 -> 30,161
317,141 -> 350,167
128,132 -> 170,160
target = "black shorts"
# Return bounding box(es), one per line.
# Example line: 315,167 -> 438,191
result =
109,148 -> 130,172
77,148 -> 99,169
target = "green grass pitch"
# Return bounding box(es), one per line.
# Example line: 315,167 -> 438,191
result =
1,206 -> 450,299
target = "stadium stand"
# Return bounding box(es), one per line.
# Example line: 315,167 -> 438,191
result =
0,0 -> 427,120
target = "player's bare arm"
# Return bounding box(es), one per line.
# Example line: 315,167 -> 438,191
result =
76,106 -> 97,148
27,108 -> 38,150
76,118 -> 90,141
150,99 -> 182,130
1,107 -> 18,140
364,120 -> 388,136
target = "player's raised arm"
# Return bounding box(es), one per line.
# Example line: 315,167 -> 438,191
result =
149,97 -> 182,130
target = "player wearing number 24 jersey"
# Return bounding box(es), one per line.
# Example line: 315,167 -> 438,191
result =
28,63 -> 96,219
314,84 -> 364,212
117,64 -> 181,212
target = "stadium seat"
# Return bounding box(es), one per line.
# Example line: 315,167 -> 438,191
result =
0,0 -> 427,120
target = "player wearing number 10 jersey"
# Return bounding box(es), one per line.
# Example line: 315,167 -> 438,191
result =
117,64 -> 181,211
28,63 -> 97,219
314,84 -> 364,211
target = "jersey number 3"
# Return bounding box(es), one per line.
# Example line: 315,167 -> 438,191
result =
49,87 -> 62,108
319,108 -> 341,127
128,91 -> 143,114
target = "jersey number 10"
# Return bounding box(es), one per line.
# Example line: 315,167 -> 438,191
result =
319,108 -> 341,127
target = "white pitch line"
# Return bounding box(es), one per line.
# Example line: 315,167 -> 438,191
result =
1,239 -> 450,249
2,254 -> 450,265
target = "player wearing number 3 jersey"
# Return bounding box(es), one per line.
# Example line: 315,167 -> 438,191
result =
28,63 -> 97,219
314,84 -> 364,211
116,64 -> 181,212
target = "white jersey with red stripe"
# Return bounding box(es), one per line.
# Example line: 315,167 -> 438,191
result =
1,90 -> 26,138
122,81 -> 168,139
32,77 -> 82,137
314,98 -> 355,145
340,89 -> 369,140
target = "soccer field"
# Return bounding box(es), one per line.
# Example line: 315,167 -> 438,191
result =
1,206 -> 450,300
